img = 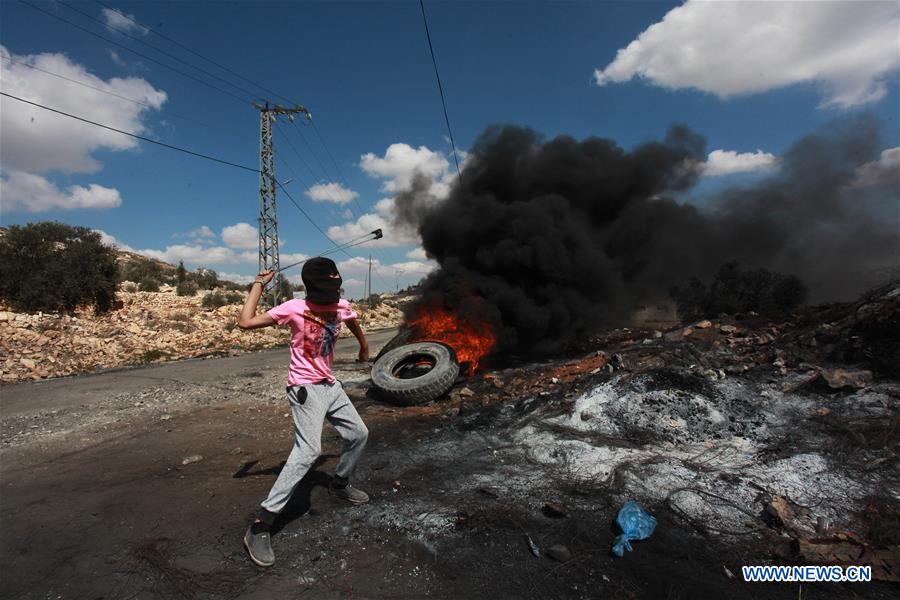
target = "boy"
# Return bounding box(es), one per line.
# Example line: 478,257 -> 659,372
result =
237,257 -> 370,567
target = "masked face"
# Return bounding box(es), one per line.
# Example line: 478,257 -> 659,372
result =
301,257 -> 342,304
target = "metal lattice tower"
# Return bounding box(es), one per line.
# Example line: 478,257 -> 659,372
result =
254,102 -> 311,305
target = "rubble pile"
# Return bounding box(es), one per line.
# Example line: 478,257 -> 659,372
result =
0,287 -> 407,384
349,299 -> 404,331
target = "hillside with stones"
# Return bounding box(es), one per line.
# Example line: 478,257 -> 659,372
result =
1,285 -> 406,384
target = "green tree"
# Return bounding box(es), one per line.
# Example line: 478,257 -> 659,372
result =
670,261 -> 808,320
119,256 -> 163,284
274,274 -> 294,305
175,280 -> 198,296
0,221 -> 118,314
193,267 -> 218,289
176,260 -> 187,284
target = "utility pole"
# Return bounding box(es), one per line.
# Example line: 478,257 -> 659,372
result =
367,254 -> 373,305
254,101 -> 310,306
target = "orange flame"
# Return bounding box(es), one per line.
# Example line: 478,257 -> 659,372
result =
409,303 -> 496,375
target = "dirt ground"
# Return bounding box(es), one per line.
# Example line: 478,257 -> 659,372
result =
1,315 -> 897,599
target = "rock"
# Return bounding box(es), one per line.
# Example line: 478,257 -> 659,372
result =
782,370 -> 821,393
550,377 -> 559,384
653,330 -> 662,338
696,320 -> 712,329
459,386 -> 475,397
719,324 -> 737,334
764,495 -> 796,529
181,454 -> 203,465
20,358 -> 36,369
546,544 -> 572,562
822,368 -> 872,390
542,502 -> 569,518
0,312 -> 9,322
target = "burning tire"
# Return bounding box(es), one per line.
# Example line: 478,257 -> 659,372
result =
371,341 -> 460,405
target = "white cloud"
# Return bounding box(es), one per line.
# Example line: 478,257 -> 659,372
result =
136,244 -> 256,266
593,1 -> 900,108
187,225 -> 216,240
0,45 -> 166,173
387,260 -> 436,278
92,229 -> 134,251
217,272 -> 255,285
221,222 -> 258,249
331,143 -> 464,249
0,169 -> 122,212
853,147 -> 900,187
703,149 -> 778,177
327,212 -> 417,248
101,7 -> 148,36
360,143 -> 450,192
304,182 -> 359,204
406,247 -> 428,260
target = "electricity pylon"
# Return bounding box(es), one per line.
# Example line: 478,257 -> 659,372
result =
254,101 -> 311,305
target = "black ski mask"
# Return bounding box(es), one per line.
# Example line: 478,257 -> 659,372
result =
302,257 -> 342,304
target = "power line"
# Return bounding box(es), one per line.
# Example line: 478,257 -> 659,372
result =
0,52 -> 254,145
59,1 -> 260,101
95,0 -> 298,107
289,119 -> 408,285
418,0 -> 462,184
274,121 -> 395,291
92,1 -> 407,291
273,120 -> 325,188
0,92 -> 351,256
19,1 -> 408,292
0,91 -> 259,173
19,0 -> 252,105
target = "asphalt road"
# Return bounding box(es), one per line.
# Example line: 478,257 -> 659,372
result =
0,327 -> 399,417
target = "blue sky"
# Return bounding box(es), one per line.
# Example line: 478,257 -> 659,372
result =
1,0 -> 898,297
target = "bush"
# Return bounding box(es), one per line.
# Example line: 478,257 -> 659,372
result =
273,274 -> 293,305
220,280 -> 245,292
175,281 -> 198,297
201,291 -> 228,309
0,222 -> 118,314
224,291 -> 244,304
138,277 -> 160,292
670,261 -> 808,320
193,267 -> 218,290
122,282 -> 138,293
120,256 -> 166,284
176,260 -> 187,284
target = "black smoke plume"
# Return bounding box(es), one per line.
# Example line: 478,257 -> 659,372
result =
396,116 -> 898,358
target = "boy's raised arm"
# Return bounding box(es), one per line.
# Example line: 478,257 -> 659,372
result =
238,270 -> 277,330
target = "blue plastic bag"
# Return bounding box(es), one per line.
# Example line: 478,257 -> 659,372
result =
612,501 -> 656,557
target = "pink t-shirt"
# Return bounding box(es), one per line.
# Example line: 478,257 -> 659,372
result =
267,298 -> 358,385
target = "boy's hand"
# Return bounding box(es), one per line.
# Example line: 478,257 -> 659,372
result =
357,347 -> 370,363
255,269 -> 275,285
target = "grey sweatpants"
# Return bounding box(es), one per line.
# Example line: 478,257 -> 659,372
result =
260,380 -> 368,514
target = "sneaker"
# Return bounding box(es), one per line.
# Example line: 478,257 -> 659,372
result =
330,483 -> 370,504
243,523 -> 275,567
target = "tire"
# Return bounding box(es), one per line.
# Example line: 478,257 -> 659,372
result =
371,341 -> 460,406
